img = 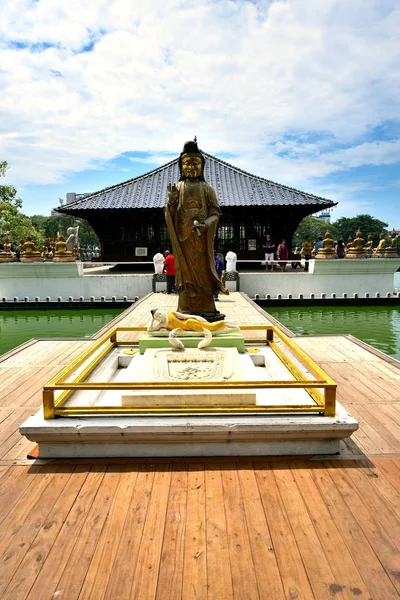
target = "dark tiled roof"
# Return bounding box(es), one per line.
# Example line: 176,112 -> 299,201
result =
58,152 -> 336,212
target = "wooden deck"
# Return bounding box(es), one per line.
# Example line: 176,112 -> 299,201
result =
0,292 -> 399,599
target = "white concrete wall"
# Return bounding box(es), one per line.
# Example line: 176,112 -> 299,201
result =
0,263 -> 152,301
0,260 -> 399,301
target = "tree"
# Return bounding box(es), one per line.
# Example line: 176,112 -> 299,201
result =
292,217 -> 339,250
333,214 -> 388,244
0,161 -> 40,245
0,161 -> 22,208
33,214 -> 100,248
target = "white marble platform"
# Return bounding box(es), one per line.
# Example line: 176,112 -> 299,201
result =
20,401 -> 358,458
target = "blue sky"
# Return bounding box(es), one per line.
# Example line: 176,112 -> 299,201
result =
1,0 -> 399,228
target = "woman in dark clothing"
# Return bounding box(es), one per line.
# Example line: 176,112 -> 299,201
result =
277,239 -> 289,272
336,239 -> 345,259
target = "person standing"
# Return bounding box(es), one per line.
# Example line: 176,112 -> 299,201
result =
277,239 -> 288,272
314,236 -> 323,255
163,250 -> 175,294
301,236 -> 313,272
263,234 -> 275,271
336,239 -> 345,259
214,253 -> 224,300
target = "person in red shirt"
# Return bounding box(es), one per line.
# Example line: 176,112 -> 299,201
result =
163,250 -> 175,294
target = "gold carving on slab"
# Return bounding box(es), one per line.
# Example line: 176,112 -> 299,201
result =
155,350 -> 226,381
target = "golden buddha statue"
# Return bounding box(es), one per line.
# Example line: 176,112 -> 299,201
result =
53,235 -> 75,262
41,238 -> 51,260
364,234 -> 374,255
373,232 -> 386,257
344,239 -> 353,255
165,139 -> 228,319
315,230 -> 336,259
0,234 -> 13,262
20,235 -> 42,262
346,229 -> 366,258
384,230 -> 399,258
300,237 -> 313,256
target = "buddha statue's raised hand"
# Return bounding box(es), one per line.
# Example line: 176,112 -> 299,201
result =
167,183 -> 179,205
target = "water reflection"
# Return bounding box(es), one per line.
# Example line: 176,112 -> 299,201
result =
267,306 -> 400,359
0,308 -> 123,356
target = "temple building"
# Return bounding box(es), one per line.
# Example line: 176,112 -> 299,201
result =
57,150 -> 336,262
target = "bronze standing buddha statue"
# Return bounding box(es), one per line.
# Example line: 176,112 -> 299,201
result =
165,140 -> 228,319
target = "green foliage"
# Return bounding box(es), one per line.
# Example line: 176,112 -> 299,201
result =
292,217 -> 339,250
32,213 -> 100,248
293,213 -> 391,251
333,214 -> 388,244
0,161 -> 39,245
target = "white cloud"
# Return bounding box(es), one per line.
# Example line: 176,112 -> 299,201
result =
0,0 -> 399,193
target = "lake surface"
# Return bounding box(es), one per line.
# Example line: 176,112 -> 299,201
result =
267,305 -> 400,360
0,308 -> 124,356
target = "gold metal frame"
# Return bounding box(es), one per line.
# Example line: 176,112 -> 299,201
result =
42,325 -> 336,419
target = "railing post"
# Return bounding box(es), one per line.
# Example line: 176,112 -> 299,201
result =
267,328 -> 274,343
43,389 -> 55,419
324,386 -> 336,417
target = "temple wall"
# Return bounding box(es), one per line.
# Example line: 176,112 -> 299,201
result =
0,260 -> 399,301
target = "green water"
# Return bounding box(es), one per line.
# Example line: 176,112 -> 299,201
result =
267,306 -> 400,360
0,308 -> 124,356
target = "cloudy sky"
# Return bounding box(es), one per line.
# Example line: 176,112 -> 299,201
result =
1,0 -> 399,226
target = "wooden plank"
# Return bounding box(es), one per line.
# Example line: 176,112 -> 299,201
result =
2,434 -> 35,461
103,466 -> 156,600
54,468 -> 122,599
380,404 -> 400,430
0,465 -> 62,548
156,465 -> 188,600
181,464 -> 207,600
78,466 -> 139,600
129,465 -> 172,600
0,466 -> 72,596
1,366 -> 62,408
255,463 -> 315,600
2,466 -> 88,600
0,369 -> 28,392
205,464 -> 234,600
360,405 -> 400,451
344,459 -> 400,531
0,409 -> 36,459
311,465 -> 399,599
374,458 -> 400,493
273,463 -> 346,600
345,363 -> 400,402
326,463 -> 400,594
0,465 -> 45,526
291,463 -> 371,599
25,466 -> 106,600
346,405 -> 394,454
237,462 -> 285,600
329,462 -> 400,552
220,464 -> 260,599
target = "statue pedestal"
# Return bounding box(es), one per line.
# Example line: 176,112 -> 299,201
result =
315,250 -> 336,259
53,254 -> 75,263
139,330 -> 246,354
383,249 -> 398,258
345,250 -> 367,259
21,254 -> 42,263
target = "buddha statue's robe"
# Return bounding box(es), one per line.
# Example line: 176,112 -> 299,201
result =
165,179 -> 227,314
